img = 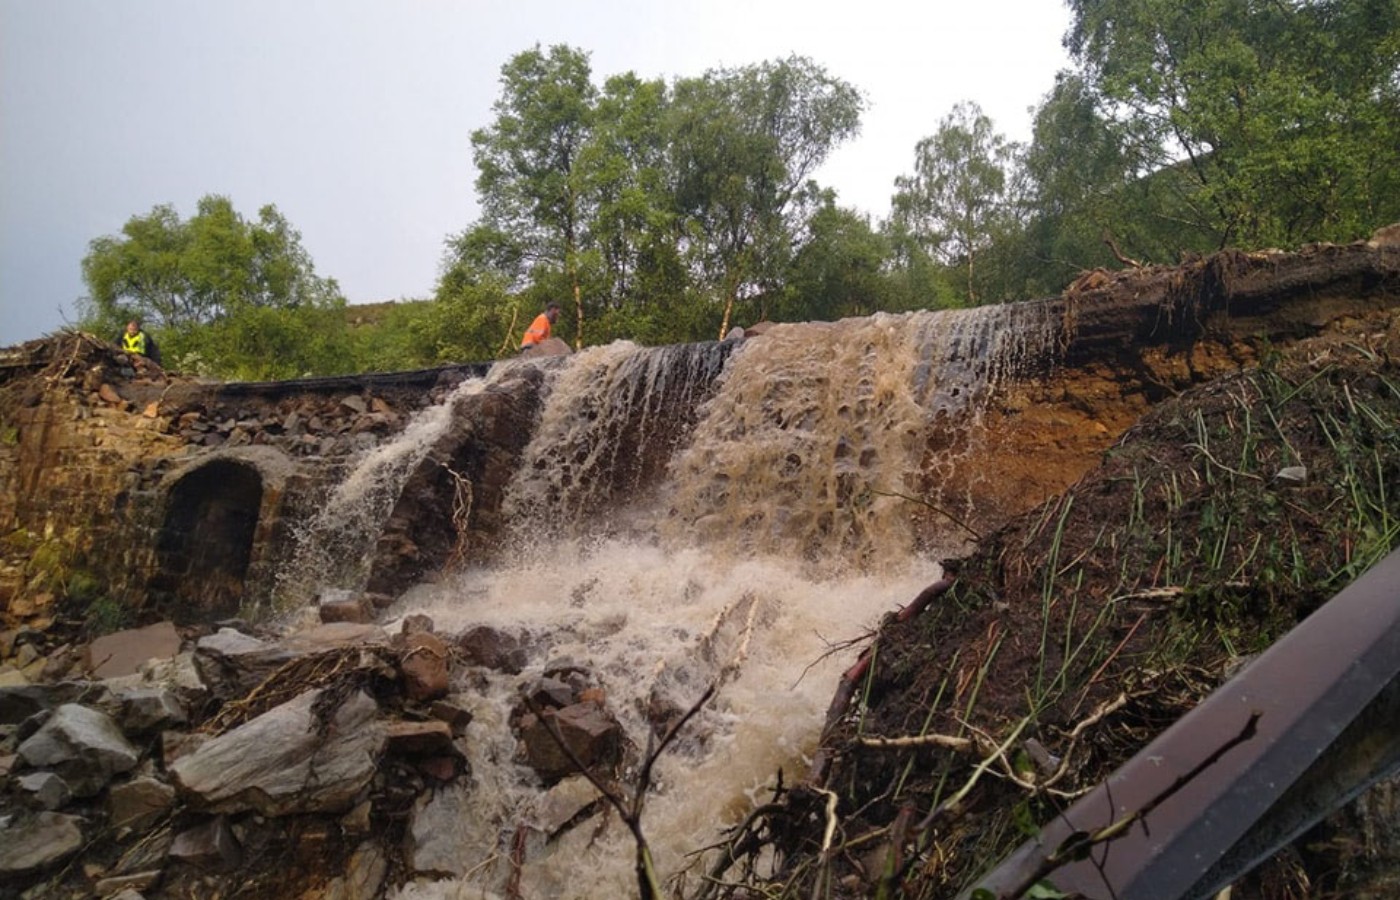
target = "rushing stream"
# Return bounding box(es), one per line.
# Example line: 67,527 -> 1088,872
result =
284,305 -> 1060,898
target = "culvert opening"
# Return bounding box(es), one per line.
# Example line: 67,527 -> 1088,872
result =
155,459 -> 263,620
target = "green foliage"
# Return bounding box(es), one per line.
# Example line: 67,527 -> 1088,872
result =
72,18 -> 1400,376
777,194 -> 893,320
80,195 -> 344,334
1061,0 -> 1400,249
163,301 -> 358,381
85,595 -> 131,636
891,101 -> 1019,304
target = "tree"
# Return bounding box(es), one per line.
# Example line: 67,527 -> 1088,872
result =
779,192 -> 891,321
890,102 -> 1017,304
1064,0 -> 1400,248
80,195 -> 342,335
471,44 -> 598,347
667,56 -> 865,337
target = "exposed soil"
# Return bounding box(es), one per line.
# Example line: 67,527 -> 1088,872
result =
700,307 -> 1400,899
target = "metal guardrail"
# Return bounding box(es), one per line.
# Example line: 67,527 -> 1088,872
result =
967,547 -> 1400,900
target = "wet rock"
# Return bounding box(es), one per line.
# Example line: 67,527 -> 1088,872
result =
456,625 -> 530,674
94,871 -> 161,896
518,702 -> 623,785
193,629 -> 296,700
318,594 -> 374,625
340,395 -> 367,414
108,775 -> 176,831
386,720 -> 455,758
0,682 -> 109,725
281,622 -> 389,652
17,703 -> 140,796
407,783 -> 474,877
398,632 -> 449,702
428,699 -> 474,736
169,816 -> 241,869
323,840 -> 388,900
400,613 -> 435,636
171,689 -> 383,816
524,676 -> 575,711
533,774 -> 604,837
116,686 -> 188,734
17,770 -> 71,810
0,812 -> 85,875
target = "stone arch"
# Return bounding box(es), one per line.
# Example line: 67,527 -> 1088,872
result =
154,459 -> 264,620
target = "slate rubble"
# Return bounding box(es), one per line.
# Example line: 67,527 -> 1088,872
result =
0,613 -> 637,898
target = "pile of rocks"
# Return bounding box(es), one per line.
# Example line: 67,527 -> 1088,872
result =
0,605 -> 630,899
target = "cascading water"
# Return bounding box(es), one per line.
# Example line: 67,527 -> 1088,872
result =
289,304 -> 1059,898
276,371 -> 506,606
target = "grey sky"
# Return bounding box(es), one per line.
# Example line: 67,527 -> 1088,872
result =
1,0 -> 1071,343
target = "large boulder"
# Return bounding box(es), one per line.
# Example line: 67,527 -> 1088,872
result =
171,688 -> 384,816
16,703 -> 140,797
0,812 -> 85,876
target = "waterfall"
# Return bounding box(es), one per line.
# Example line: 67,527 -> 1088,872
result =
355,303 -> 1061,898
275,371 -> 504,607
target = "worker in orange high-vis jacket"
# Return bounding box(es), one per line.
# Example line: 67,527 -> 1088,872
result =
520,302 -> 561,352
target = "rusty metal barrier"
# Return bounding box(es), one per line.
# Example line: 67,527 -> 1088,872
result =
966,547 -> 1400,900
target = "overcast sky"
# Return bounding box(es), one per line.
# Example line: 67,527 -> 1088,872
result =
0,0 -> 1073,343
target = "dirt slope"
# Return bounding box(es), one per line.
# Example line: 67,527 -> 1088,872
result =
700,308 -> 1400,899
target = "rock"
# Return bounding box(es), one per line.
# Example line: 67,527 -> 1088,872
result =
116,686 -> 188,734
385,720 -> 455,757
407,783 -> 474,877
416,755 -> 462,783
108,775 -> 176,830
171,689 -> 383,816
536,336 -> 573,356
94,871 -> 161,896
0,812 -> 85,875
340,395 -> 368,414
400,613 -> 435,636
518,702 -> 623,785
281,622 -> 389,653
98,383 -> 125,407
456,625 -> 530,674
169,816 -> 241,869
1274,465 -> 1308,485
18,771 -> 71,810
428,699 -> 474,736
319,596 -> 374,625
17,703 -> 140,796
0,682 -> 109,725
533,775 -> 604,836
524,676 -> 575,711
84,621 -> 182,680
323,840 -> 388,900
193,629 -> 296,700
399,632 -> 449,702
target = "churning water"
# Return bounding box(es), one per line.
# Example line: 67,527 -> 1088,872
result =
291,304 -> 1059,898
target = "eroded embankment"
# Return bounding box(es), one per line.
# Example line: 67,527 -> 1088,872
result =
720,308 -> 1400,899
